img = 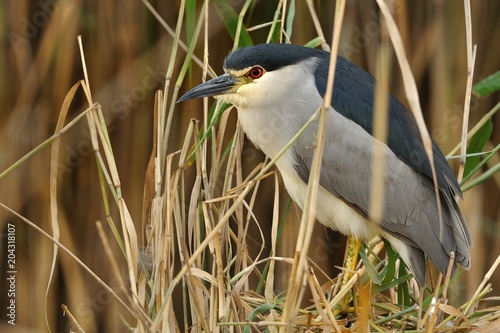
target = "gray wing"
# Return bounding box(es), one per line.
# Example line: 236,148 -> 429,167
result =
292,110 -> 470,283
316,55 -> 464,203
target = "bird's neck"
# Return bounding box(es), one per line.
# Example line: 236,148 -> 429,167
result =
236,105 -> 298,160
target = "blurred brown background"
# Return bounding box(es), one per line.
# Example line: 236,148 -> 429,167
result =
0,0 -> 499,332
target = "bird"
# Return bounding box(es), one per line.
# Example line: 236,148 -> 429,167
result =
177,43 -> 472,286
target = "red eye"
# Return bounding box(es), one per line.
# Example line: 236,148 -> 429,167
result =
249,66 -> 264,79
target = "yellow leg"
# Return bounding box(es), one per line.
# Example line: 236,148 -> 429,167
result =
335,235 -> 362,314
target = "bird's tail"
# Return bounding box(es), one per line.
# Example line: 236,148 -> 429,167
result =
444,192 -> 472,270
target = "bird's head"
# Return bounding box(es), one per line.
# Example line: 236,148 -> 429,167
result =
177,44 -> 325,109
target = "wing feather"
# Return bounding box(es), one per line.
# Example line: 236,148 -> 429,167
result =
292,109 -> 469,281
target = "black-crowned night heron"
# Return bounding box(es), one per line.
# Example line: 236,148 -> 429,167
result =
178,43 -> 472,286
